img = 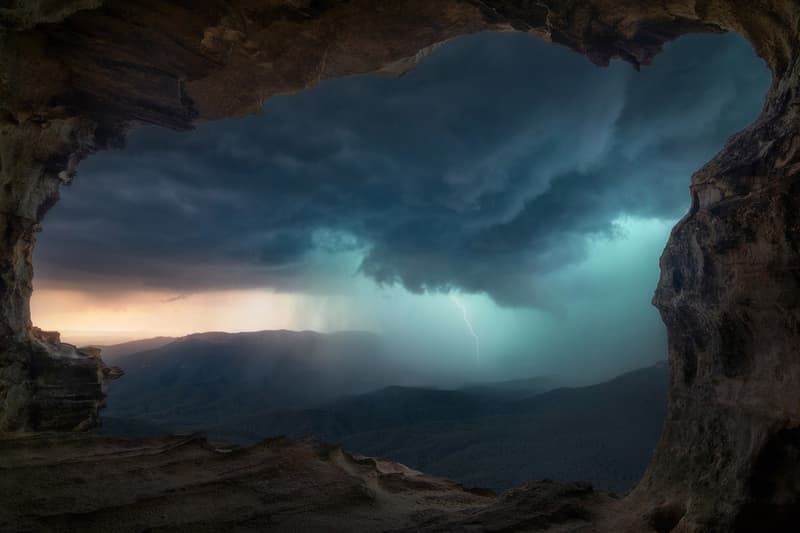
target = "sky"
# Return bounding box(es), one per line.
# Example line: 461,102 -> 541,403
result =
31,31 -> 769,384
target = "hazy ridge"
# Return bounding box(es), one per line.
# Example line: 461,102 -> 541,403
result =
100,330 -> 667,494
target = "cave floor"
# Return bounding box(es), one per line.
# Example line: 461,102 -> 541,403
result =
0,432 -> 634,532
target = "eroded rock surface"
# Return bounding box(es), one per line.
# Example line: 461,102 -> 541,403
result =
1,1 -> 799,531
0,433 -> 499,533
1,328 -> 119,431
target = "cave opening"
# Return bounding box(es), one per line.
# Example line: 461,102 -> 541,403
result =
3,1 -> 800,530
25,30 -> 770,496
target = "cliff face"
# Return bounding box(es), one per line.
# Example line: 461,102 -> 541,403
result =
641,36 -> 800,531
1,1 -> 799,531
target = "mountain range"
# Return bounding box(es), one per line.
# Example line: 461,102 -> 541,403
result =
98,329 -> 667,494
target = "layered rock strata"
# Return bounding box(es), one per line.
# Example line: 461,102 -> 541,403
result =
1,1 -> 798,530
0,433 -> 497,532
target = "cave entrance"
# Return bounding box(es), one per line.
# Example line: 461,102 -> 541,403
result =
29,31 -> 769,495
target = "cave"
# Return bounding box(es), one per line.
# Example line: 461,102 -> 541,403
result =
1,1 -> 799,531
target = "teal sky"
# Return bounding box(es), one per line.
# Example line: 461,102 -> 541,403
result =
33,31 -> 770,384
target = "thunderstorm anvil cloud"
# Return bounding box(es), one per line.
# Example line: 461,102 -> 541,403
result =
36,32 -> 768,308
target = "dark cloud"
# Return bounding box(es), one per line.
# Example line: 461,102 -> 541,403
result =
36,32 -> 769,306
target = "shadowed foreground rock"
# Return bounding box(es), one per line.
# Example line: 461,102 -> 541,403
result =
1,1 -> 800,531
0,432 -> 629,533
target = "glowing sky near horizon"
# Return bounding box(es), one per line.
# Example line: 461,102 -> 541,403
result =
34,216 -> 695,381
31,31 -> 769,383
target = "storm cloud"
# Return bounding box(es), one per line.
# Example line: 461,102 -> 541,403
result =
36,32 -> 769,308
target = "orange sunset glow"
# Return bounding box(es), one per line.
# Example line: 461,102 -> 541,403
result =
30,288 -> 341,345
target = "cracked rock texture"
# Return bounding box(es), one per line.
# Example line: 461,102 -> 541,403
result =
0,433 -> 498,532
1,1 -> 799,531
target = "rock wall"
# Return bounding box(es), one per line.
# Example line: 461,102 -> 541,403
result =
1,1 -> 798,530
641,30 -> 800,531
0,114 -> 115,430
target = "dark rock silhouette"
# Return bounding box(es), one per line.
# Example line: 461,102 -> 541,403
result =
1,1 -> 799,530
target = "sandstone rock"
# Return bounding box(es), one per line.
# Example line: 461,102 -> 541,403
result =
0,433 -> 497,533
30,327 -> 61,345
0,1 -> 798,530
77,345 -> 102,358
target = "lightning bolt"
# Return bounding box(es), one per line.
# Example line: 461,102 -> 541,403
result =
449,295 -> 480,367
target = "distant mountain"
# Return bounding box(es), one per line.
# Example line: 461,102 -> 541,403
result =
458,375 -> 558,400
231,363 -> 668,494
101,330 -> 417,431
99,331 -> 667,495
97,336 -> 176,363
